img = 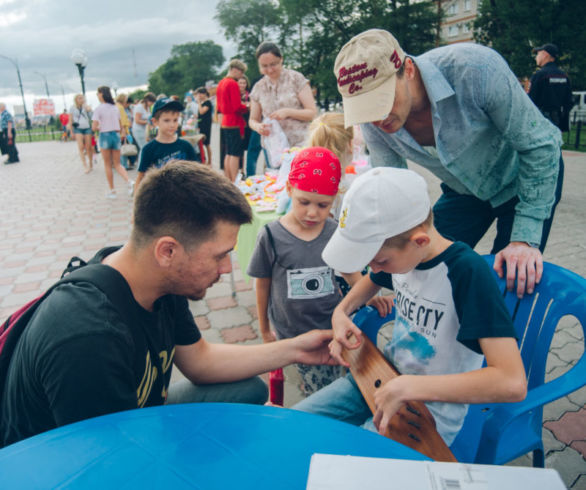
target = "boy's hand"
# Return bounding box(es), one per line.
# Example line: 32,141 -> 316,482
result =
332,307 -> 363,352
327,338 -> 349,367
366,295 -> 394,318
372,376 -> 410,435
261,330 -> 277,343
292,330 -> 338,366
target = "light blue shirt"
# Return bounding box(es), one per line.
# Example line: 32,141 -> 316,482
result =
1,109 -> 14,130
361,43 -> 562,245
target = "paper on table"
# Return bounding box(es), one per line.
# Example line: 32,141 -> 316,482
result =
306,454 -> 566,490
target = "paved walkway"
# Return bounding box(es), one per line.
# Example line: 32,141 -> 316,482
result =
0,140 -> 584,488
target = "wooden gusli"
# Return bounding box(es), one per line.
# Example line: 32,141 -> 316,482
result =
342,333 -> 457,462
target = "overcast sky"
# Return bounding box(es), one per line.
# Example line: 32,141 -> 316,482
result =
0,0 -> 236,113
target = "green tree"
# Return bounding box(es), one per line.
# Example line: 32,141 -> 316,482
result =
148,41 -> 225,96
215,0 -> 283,82
474,0 -> 584,90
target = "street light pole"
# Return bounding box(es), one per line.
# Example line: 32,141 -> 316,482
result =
0,54 -> 32,134
70,49 -> 88,96
34,71 -> 51,99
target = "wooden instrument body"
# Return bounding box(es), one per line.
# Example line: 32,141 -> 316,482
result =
342,333 -> 457,462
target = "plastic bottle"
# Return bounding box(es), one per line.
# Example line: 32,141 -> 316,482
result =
269,368 -> 284,406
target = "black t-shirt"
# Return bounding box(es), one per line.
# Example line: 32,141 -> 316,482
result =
138,138 -> 198,173
0,248 -> 201,447
197,100 -> 212,136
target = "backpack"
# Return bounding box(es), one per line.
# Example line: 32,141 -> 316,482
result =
0,254 -> 136,407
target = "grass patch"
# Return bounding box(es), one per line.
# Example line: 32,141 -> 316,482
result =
562,124 -> 586,152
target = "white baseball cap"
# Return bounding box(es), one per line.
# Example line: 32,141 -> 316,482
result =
334,29 -> 406,128
322,167 -> 430,273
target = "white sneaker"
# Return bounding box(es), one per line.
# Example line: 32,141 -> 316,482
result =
106,190 -> 116,199
128,180 -> 135,196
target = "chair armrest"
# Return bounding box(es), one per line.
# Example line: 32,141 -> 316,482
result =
481,357 -> 586,439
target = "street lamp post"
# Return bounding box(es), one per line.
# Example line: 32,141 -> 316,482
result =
34,71 -> 51,99
70,49 -> 88,96
0,54 -> 32,135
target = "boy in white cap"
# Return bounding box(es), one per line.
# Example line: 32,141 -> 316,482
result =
294,167 -> 527,446
334,29 -> 564,299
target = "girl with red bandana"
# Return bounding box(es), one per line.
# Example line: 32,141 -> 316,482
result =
247,147 -> 347,396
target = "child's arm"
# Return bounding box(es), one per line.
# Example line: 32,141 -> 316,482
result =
341,271 -> 394,318
329,274 -> 382,366
256,277 -> 276,343
135,171 -> 146,189
372,337 -> 527,436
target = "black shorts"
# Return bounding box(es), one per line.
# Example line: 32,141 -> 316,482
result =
222,127 -> 244,157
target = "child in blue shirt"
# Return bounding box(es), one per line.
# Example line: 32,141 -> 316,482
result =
135,98 -> 198,189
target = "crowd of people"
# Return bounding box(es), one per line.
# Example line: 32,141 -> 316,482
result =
0,30 -> 571,452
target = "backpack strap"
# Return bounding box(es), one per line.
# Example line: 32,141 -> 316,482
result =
0,263 -> 141,408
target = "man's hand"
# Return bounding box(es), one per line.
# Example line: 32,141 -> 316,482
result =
293,329 -> 338,366
494,241 -> 543,298
366,295 -> 394,318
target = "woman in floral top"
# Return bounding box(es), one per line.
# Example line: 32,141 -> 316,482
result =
249,42 -> 317,148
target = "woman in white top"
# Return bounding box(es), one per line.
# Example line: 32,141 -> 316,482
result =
92,86 -> 133,198
67,94 -> 93,173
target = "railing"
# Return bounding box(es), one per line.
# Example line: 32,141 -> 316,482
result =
15,126 -> 63,143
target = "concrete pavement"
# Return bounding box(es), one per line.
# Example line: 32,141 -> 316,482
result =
0,140 -> 584,488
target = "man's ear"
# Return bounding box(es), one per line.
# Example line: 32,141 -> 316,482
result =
286,180 -> 293,197
404,57 -> 416,80
153,236 -> 181,267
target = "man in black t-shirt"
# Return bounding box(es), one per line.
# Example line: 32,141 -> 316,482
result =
529,43 -> 573,132
1,162 -> 337,447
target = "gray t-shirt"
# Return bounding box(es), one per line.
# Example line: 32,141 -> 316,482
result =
247,219 -> 342,339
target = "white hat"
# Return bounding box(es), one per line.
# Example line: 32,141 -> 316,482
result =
334,29 -> 406,128
322,167 -> 430,273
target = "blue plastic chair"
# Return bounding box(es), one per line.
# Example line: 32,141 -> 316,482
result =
352,256 -> 586,467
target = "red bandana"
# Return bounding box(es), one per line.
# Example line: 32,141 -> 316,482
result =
288,147 -> 341,196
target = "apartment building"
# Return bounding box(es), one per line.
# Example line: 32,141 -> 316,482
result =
440,0 -> 479,44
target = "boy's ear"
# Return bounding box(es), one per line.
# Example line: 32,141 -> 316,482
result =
411,230 -> 430,247
286,181 -> 293,197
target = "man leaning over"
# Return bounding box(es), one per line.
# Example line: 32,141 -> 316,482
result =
334,30 -> 564,298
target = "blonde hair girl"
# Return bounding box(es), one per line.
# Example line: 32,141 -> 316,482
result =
307,112 -> 354,170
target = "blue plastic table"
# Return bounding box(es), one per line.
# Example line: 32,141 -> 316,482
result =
0,403 -> 428,489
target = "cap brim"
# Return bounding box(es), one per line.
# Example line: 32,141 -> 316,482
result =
322,228 -> 383,273
342,75 -> 397,128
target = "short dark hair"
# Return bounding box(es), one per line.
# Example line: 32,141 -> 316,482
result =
195,87 -> 209,96
131,161 -> 252,250
255,42 -> 282,59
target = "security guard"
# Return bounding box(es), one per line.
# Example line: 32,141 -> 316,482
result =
529,43 -> 573,131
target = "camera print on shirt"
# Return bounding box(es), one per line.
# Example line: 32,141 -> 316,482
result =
286,266 -> 335,300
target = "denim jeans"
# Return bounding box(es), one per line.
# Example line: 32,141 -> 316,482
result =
166,376 -> 268,405
293,373 -> 372,426
433,155 -> 564,253
246,130 -> 269,177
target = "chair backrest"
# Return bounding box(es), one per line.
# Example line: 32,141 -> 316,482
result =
482,255 -> 586,391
